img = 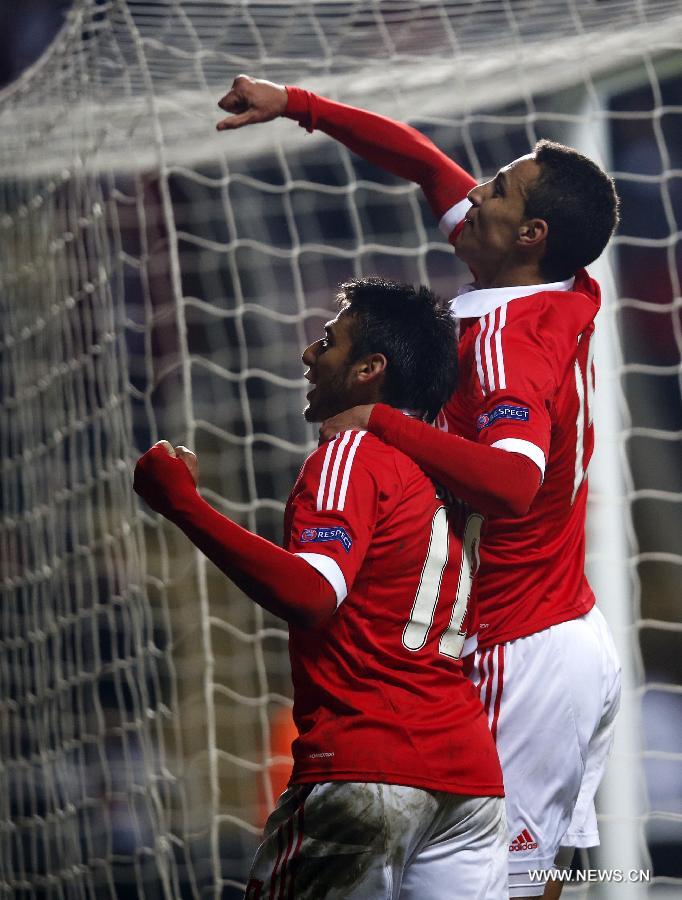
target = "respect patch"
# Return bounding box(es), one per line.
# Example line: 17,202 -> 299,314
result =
477,404 -> 530,430
300,526 -> 352,553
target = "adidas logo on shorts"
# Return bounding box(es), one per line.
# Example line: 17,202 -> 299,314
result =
509,828 -> 538,852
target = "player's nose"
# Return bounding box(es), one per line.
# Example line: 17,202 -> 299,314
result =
301,341 -> 320,368
301,339 -> 321,367
467,182 -> 485,206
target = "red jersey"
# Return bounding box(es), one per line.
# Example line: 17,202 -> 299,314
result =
285,88 -> 599,648
441,268 -> 599,646
284,429 -> 503,796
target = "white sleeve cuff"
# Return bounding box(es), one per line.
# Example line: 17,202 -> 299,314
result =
491,438 -> 546,479
295,553 -> 348,607
438,198 -> 472,238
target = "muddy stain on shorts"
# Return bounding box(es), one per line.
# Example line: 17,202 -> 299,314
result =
289,782 -> 437,899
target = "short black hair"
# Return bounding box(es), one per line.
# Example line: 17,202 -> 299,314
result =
337,276 -> 457,423
526,140 -> 620,281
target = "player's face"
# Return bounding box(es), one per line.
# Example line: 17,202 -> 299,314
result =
301,311 -> 358,422
454,156 -> 542,286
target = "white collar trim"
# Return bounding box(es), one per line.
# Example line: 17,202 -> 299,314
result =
449,276 -> 575,319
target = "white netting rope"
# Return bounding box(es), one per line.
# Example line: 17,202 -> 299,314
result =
0,162 -> 184,893
1,1 -> 681,896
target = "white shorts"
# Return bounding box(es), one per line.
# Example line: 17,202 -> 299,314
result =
471,605 -> 621,897
245,781 -> 508,899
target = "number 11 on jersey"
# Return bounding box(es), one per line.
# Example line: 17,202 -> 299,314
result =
403,510 -> 483,660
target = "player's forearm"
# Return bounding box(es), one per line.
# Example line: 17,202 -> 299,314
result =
369,404 -> 541,517
284,87 -> 475,221
168,493 -> 337,629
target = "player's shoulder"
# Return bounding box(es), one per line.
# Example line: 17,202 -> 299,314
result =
303,429 -> 393,474
498,278 -> 598,372
305,429 -> 415,483
297,430 -> 413,510
509,270 -> 600,334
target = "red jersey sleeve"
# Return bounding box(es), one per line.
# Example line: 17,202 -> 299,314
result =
133,445 -> 337,628
469,294 -> 592,478
472,321 -> 554,478
284,86 -> 476,240
368,406 -> 540,517
285,430 -> 394,605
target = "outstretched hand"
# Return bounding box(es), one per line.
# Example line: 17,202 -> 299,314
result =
217,74 -> 288,131
134,440 -> 199,517
318,405 -> 375,444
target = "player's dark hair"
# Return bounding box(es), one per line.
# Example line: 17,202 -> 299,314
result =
337,276 -> 457,423
526,140 -> 620,281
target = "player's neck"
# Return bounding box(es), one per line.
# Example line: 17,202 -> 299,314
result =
474,261 -> 545,290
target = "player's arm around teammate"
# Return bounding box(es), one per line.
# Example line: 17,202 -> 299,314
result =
216,77 -> 623,900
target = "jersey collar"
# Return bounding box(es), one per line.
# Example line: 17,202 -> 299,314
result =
449,276 -> 575,319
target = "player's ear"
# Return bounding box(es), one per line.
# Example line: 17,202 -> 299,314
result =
354,352 -> 387,385
518,217 -> 548,248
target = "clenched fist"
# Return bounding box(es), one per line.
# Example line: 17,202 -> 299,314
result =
216,74 -> 288,131
134,440 -> 199,518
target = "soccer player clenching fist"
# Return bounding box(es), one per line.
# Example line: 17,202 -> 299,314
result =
217,76 -> 622,900
135,278 -> 508,899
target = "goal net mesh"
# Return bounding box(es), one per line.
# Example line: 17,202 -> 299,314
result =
1,0 -> 680,895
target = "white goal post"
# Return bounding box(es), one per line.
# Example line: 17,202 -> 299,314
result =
1,1 -> 681,896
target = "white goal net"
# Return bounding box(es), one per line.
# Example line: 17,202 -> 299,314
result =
1,1 -> 681,896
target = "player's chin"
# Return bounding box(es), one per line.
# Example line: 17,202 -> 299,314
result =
303,402 -> 319,423
304,396 -> 335,425
304,386 -> 330,423
452,230 -> 470,259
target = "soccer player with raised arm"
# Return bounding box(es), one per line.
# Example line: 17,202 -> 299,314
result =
134,277 -> 507,900
216,77 -> 622,899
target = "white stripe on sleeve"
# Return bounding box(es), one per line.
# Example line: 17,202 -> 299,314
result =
483,311 -> 496,392
491,437 -> 546,479
295,552 -> 348,607
325,430 -> 353,510
316,437 -> 337,512
494,303 -> 507,389
438,197 -> 472,237
474,316 -> 487,395
336,431 -> 366,511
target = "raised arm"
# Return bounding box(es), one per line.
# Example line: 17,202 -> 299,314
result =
134,444 -> 336,629
217,75 -> 475,234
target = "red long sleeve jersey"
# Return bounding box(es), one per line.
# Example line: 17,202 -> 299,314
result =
284,430 -> 503,796
285,88 -> 598,647
441,271 -> 599,646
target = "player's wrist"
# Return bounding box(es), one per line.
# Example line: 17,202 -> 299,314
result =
284,85 -> 305,116
367,402 -> 399,437
284,85 -> 317,131
161,481 -> 204,525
